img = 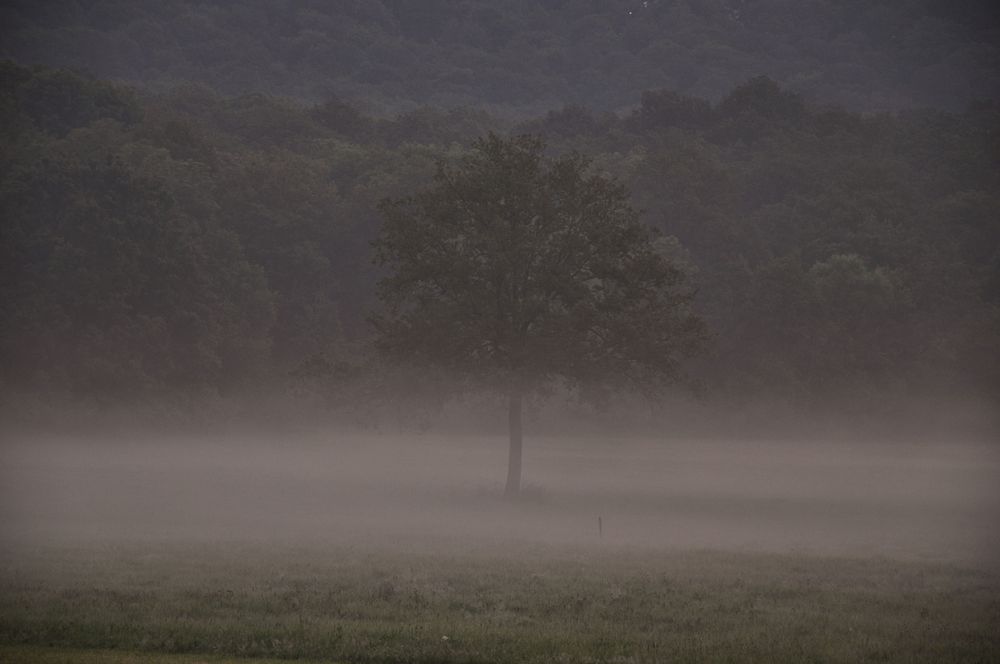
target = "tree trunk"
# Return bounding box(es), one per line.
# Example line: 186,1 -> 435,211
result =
504,388 -> 523,497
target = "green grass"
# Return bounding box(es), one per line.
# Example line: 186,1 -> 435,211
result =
0,645 -> 333,663
1,542 -> 998,663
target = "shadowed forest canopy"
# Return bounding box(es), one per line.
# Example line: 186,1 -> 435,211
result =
373,133 -> 708,493
1,1 -> 999,114
0,60 -> 998,415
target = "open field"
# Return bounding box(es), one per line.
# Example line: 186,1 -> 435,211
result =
0,645 -> 327,664
1,543 -> 998,663
1,432 -> 999,662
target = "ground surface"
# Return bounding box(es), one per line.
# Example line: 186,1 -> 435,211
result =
0,645 -> 323,663
1,432 -> 998,662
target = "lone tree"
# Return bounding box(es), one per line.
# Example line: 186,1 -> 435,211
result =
373,134 -> 706,496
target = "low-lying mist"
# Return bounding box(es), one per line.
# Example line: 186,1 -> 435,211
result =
3,426 -> 998,569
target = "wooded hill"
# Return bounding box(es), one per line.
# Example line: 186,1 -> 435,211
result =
1,0 -> 998,114
2,62 -> 997,412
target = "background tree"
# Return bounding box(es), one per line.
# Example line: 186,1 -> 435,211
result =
2,62 -> 995,421
373,134 -> 707,495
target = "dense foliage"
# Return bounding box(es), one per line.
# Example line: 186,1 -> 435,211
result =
1,1 -> 998,114
1,62 -> 997,410
374,134 -> 706,395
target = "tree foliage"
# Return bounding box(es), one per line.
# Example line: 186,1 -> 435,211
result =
373,133 -> 706,396
373,133 -> 707,492
1,62 -> 997,410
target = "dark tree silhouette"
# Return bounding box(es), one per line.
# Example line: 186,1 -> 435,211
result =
373,134 -> 707,495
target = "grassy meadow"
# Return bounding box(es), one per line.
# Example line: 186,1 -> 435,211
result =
1,432 -> 998,662
1,543 -> 999,663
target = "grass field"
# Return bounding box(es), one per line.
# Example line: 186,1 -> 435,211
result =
1,542 -> 998,663
0,644 -> 325,663
1,432 -> 998,662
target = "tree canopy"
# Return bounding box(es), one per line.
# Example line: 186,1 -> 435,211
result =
1,62 -> 996,425
375,133 -> 706,394
373,133 -> 706,492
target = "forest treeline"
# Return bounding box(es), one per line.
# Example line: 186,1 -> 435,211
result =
1,0 -> 998,114
1,62 -> 998,414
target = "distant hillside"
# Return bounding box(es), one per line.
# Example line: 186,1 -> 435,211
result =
2,62 -> 997,404
2,0 -> 998,114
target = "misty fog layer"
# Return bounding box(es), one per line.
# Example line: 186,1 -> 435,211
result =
3,434 -> 997,567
